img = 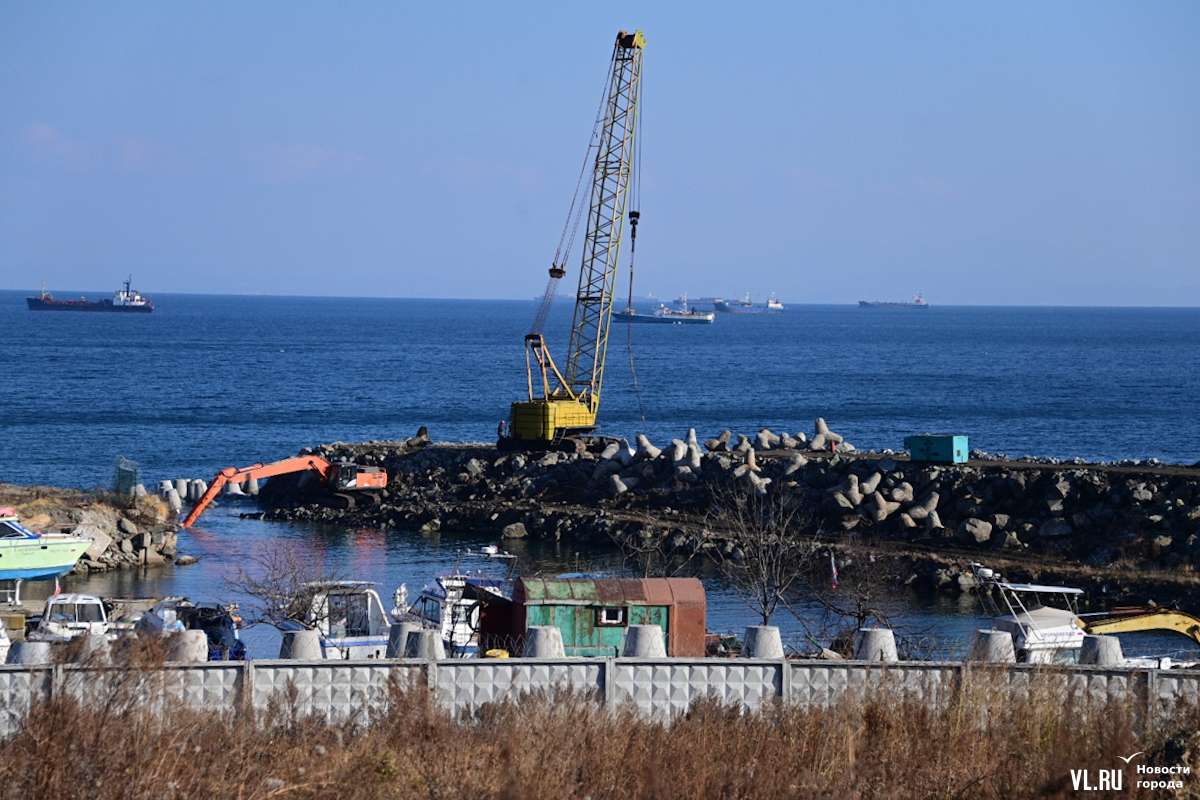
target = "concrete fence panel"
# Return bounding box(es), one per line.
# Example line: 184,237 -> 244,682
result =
250,661 -> 415,723
435,660 -> 604,712
611,659 -> 784,717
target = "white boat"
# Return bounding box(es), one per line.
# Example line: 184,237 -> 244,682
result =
28,593 -> 113,642
393,548 -> 517,657
276,581 -> 393,659
972,563 -> 1200,667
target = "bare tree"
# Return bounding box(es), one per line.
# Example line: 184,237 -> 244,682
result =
608,520 -> 702,579
789,543 -> 909,654
225,547 -> 350,628
704,482 -> 820,626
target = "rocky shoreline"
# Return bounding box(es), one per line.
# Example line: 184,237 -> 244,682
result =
250,424 -> 1200,609
0,484 -> 186,574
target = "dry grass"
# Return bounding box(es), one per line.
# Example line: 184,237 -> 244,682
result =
0,659 -> 1195,800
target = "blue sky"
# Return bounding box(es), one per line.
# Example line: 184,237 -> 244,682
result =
1,2 -> 1197,305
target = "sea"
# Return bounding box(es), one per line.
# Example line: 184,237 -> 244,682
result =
2,290 -> 1199,658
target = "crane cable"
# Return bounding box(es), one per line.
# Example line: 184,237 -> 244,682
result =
530,50 -> 618,337
624,67 -> 647,424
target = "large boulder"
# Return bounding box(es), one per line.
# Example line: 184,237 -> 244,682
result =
502,522 -> 528,539
957,518 -> 994,545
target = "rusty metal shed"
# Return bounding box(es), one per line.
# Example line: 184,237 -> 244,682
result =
510,577 -> 706,657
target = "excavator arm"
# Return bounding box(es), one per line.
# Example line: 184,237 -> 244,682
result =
180,455 -> 376,528
1079,607 -> 1200,646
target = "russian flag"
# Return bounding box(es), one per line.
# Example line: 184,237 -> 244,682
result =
830,553 -> 839,589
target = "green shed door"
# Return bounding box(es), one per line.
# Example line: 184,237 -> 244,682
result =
554,605 -> 576,649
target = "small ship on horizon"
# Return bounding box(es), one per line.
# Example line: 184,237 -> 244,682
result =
27,277 -> 154,313
858,294 -> 928,309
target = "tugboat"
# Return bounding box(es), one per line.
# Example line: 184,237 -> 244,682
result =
27,276 -> 154,313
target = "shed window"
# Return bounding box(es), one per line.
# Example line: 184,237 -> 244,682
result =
597,607 -> 626,626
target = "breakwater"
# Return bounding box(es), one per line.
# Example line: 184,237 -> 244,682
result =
250,425 -> 1200,603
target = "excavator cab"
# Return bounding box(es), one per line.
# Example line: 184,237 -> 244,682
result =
331,462 -> 387,490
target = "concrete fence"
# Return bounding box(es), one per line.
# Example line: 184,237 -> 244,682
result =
1,659 -> 1198,736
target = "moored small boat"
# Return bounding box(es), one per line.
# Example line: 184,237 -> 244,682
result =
0,509 -> 89,582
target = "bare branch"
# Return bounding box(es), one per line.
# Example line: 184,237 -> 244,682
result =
225,547 -> 351,628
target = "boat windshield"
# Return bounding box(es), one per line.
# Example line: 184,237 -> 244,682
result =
49,603 -> 104,623
327,593 -> 370,637
0,520 -> 37,539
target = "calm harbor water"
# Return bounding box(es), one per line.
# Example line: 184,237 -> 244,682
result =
3,291 -> 1199,657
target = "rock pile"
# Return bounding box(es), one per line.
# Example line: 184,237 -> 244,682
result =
0,484 -> 182,573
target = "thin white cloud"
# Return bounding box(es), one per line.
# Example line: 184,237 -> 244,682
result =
22,123 -> 93,167
247,143 -> 367,182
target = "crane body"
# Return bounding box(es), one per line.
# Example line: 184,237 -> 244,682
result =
180,455 -> 386,528
507,30 -> 644,448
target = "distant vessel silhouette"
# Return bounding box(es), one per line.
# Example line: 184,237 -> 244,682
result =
858,294 -> 928,309
27,276 -> 154,313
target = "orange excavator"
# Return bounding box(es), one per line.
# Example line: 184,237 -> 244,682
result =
180,456 -> 387,528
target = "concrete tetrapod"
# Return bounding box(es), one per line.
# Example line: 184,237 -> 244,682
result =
634,434 -> 661,462
170,630 -> 211,662
853,628 -> 898,662
279,629 -> 323,660
386,622 -> 421,658
741,625 -> 784,659
404,629 -> 447,660
622,625 -> 667,658
522,625 -> 566,658
68,634 -> 113,665
968,629 -> 1016,663
6,641 -> 53,665
174,478 -> 189,498
1080,635 -> 1124,666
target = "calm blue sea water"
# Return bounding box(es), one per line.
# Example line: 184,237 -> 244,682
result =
2,291 -> 1199,657
3,292 -> 1198,488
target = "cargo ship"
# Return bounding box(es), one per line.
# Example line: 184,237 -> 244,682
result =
858,294 -> 928,309
712,292 -> 786,313
27,277 -> 154,313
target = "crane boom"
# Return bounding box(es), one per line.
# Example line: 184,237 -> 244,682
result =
508,29 -> 644,447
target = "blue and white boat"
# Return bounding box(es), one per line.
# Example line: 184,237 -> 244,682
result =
0,511 -> 89,582
394,548 -> 517,657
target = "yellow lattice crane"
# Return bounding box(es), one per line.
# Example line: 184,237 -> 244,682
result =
502,30 -> 645,450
